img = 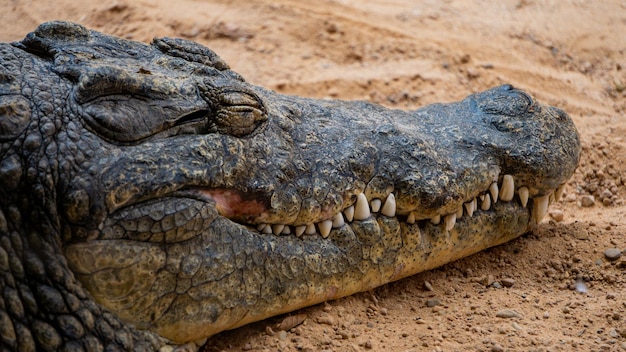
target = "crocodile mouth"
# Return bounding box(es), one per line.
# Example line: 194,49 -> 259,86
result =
99,169 -> 562,245
195,171 -> 564,238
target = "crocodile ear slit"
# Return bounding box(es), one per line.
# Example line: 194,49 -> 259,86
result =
152,37 -> 231,71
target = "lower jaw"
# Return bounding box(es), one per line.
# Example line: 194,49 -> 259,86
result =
69,197 -> 533,343
193,200 -> 533,340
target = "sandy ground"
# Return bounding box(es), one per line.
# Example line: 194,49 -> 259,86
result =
2,0 -> 626,351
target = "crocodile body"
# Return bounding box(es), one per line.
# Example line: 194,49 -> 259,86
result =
0,22 -> 580,351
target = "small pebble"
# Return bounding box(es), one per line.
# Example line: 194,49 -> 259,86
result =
501,278 -> 515,287
424,281 -> 434,291
605,248 -> 622,261
426,299 -> 441,307
479,275 -> 494,287
580,195 -> 595,207
495,309 -> 522,318
549,209 -> 564,222
491,344 -> 504,352
601,189 -> 613,199
317,315 -> 334,325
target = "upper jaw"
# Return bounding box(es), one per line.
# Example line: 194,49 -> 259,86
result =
95,86 -> 579,239
206,169 -> 566,239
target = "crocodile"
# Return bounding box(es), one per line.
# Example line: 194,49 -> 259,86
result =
0,21 -> 580,351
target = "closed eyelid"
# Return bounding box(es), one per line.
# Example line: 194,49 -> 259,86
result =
74,65 -> 179,104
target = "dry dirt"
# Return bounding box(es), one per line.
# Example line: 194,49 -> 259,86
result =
2,0 -> 626,351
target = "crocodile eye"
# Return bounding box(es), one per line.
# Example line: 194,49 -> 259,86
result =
76,66 -> 209,143
204,88 -> 267,137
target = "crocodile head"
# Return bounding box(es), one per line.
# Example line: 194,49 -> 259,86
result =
0,21 -> 580,348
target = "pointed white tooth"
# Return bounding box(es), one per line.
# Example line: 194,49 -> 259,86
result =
370,199 -> 382,213
489,182 -> 499,203
479,194 -> 485,201
282,226 -> 291,235
262,224 -> 273,234
407,212 -> 416,224
549,192 -> 555,205
295,225 -> 306,237
332,213 -> 345,228
456,207 -> 463,219
464,199 -> 475,217
500,175 -> 515,202
555,185 -> 565,202
472,198 -> 477,214
431,215 -> 441,225
533,194 -> 550,224
444,213 -> 456,231
481,193 -> 491,211
343,206 -> 355,222
518,187 -> 529,207
318,220 -> 332,238
381,193 -> 396,217
354,193 -> 371,220
257,223 -> 267,231
272,224 -> 285,235
305,223 -> 316,235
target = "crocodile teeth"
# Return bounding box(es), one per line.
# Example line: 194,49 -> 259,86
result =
332,212 -> 345,228
354,193 -> 371,220
381,193 -> 396,217
295,225 -> 306,237
518,187 -> 529,207
318,220 -> 332,238
555,184 -> 565,202
370,199 -> 382,213
343,206 -> 355,222
407,212 -> 416,224
481,193 -> 492,211
533,194 -> 550,224
272,224 -> 285,235
548,192 -> 555,205
258,177 -> 559,238
499,175 -> 515,202
464,198 -> 476,217
489,182 -> 499,203
305,223 -> 316,235
444,213 -> 456,231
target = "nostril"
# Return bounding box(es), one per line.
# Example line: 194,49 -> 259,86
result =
550,107 -> 568,121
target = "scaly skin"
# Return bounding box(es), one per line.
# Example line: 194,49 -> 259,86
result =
0,21 -> 580,350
